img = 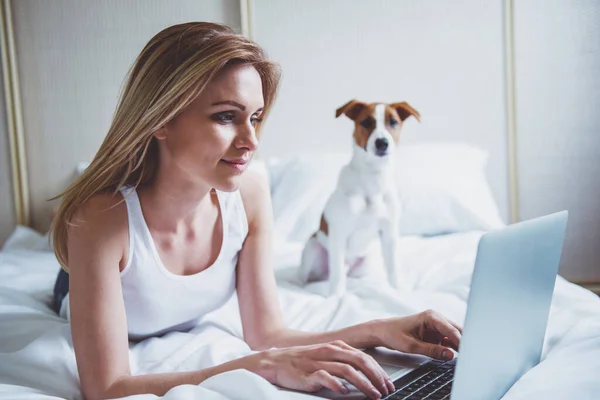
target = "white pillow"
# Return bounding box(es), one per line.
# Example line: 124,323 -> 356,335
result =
393,143 -> 505,235
266,153 -> 351,243
265,143 -> 505,243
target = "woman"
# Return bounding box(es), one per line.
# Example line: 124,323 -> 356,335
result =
50,22 -> 461,400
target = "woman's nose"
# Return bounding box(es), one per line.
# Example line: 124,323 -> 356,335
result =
236,123 -> 259,151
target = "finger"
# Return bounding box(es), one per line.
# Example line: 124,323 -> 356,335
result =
329,341 -> 394,391
325,341 -> 392,395
406,337 -> 454,361
305,369 -> 350,395
425,311 -> 462,349
320,362 -> 382,400
328,339 -> 363,353
329,341 -> 394,392
448,319 -> 463,334
441,337 -> 459,353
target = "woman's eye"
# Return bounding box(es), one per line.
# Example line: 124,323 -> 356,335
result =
251,117 -> 263,126
213,112 -> 235,123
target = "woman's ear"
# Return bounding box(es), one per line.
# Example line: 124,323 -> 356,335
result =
153,127 -> 167,140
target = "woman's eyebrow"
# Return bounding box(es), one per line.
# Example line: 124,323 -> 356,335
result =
211,100 -> 245,110
211,101 -> 264,113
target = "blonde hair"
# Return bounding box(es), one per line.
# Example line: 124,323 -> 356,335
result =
50,22 -> 280,270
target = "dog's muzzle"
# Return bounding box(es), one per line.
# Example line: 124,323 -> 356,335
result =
374,138 -> 389,157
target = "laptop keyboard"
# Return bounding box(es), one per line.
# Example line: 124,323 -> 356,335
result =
382,358 -> 456,400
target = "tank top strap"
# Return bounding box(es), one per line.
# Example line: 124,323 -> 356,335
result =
118,186 -> 156,273
215,189 -> 249,244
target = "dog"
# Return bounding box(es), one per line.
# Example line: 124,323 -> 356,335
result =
298,99 -> 420,296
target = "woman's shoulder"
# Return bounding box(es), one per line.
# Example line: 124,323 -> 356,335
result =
68,190 -> 129,245
65,189 -> 130,272
238,167 -> 272,229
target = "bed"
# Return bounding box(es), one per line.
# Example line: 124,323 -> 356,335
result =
1,145 -> 599,400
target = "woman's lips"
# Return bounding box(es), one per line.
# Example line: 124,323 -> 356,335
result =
220,158 -> 248,173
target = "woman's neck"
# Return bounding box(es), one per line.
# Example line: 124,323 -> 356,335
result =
136,166 -> 215,234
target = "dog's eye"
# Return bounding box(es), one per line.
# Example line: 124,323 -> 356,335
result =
389,118 -> 399,128
361,118 -> 374,129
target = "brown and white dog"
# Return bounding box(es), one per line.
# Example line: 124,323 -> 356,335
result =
298,99 -> 420,296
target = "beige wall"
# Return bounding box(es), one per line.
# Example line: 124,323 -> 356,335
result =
12,0 -> 241,232
0,61 -> 16,246
514,0 -> 600,282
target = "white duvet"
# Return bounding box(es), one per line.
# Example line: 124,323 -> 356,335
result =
1,226 -> 599,400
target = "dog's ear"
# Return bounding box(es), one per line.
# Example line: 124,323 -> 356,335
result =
390,102 -> 421,122
335,99 -> 368,121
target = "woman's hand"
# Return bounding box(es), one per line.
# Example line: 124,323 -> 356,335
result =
248,340 -> 396,399
374,309 -> 463,361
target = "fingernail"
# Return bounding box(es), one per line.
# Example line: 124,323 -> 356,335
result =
341,385 -> 350,394
371,388 -> 382,399
387,379 -> 395,391
442,350 -> 452,360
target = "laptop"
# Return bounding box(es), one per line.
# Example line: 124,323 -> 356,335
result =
311,210 -> 568,400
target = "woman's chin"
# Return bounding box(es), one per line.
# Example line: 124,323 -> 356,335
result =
213,175 -> 242,192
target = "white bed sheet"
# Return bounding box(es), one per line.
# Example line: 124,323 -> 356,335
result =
0,226 -> 599,400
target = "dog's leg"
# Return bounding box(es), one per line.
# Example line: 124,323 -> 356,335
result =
298,237 -> 328,283
298,238 -> 316,283
380,220 -> 401,290
327,226 -> 349,297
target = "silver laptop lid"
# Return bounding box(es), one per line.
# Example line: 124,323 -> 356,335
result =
451,211 -> 568,400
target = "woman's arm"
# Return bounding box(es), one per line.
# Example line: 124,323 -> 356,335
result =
66,194 -> 263,400
236,171 -> 461,359
102,356 -> 266,399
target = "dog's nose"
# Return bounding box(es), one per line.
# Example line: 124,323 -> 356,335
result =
375,138 -> 389,152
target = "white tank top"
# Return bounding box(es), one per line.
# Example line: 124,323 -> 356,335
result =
61,186 -> 248,341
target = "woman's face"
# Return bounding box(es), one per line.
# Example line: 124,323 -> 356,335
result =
155,63 -> 264,192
